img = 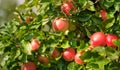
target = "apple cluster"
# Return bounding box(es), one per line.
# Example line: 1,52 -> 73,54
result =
20,1 -> 114,70
90,32 -> 118,49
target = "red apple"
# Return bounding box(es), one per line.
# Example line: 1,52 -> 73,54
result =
31,39 -> 40,51
62,47 -> 75,61
106,34 -> 118,48
74,52 -> 84,65
21,62 -> 36,70
61,2 -> 74,15
38,55 -> 49,64
52,18 -> 69,32
51,48 -> 60,58
100,10 -> 107,20
25,17 -> 34,23
90,32 -> 106,47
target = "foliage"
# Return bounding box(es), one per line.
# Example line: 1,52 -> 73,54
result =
0,0 -> 120,70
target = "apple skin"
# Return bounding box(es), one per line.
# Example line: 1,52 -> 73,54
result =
38,55 -> 49,64
74,52 -> 84,65
100,10 -> 107,20
51,48 -> 60,58
62,47 -> 75,61
52,18 -> 69,32
31,39 -> 40,51
90,32 -> 106,47
21,62 -> 36,70
106,34 -> 118,48
61,2 -> 73,15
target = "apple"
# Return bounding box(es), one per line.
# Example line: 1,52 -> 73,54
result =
100,10 -> 107,20
38,55 -> 49,64
51,48 -> 60,58
106,34 -> 118,48
19,16 -> 33,23
62,47 -> 75,61
52,18 -> 69,32
31,38 -> 40,51
74,52 -> 84,64
21,62 -> 36,70
61,1 -> 74,15
25,17 -> 34,23
90,32 -> 106,47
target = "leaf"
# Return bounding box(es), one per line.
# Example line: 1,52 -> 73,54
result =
69,39 -> 77,47
61,41 -> 70,48
79,40 -> 86,49
95,56 -> 110,70
78,0 -> 87,8
105,18 -> 115,29
57,60 -> 65,70
114,39 -> 120,46
67,62 -> 75,70
105,47 -> 119,60
114,40 -> 120,51
104,0 -> 114,9
79,11 -> 92,22
87,1 -> 96,11
21,40 -> 32,55
80,51 -> 93,62
85,27 -> 91,38
0,54 -> 9,66
92,47 -> 106,56
86,63 -> 99,70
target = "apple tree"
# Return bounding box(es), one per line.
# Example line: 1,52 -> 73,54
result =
0,0 -> 120,70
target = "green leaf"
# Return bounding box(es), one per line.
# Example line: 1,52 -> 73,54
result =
21,40 -> 32,55
104,0 -> 114,9
114,39 -> 120,45
78,0 -> 87,8
67,62 -> 75,70
114,39 -> 120,50
61,41 -> 70,48
105,18 -> 115,29
87,1 -> 96,11
85,27 -> 91,38
95,56 -> 110,70
77,40 -> 87,51
0,54 -> 9,66
79,11 -> 92,22
105,47 -> 119,60
92,47 -> 106,56
70,39 -> 77,47
80,51 -> 93,62
57,60 -> 66,70
86,63 -> 99,70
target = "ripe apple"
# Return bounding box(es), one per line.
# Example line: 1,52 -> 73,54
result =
74,52 -> 84,65
106,34 -> 118,48
31,38 -> 40,51
62,47 -> 75,61
51,48 -> 60,58
19,16 -> 33,23
25,17 -> 34,23
38,55 -> 49,64
21,62 -> 36,70
90,32 -> 106,47
52,18 -> 69,32
100,10 -> 107,20
61,2 -> 74,15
